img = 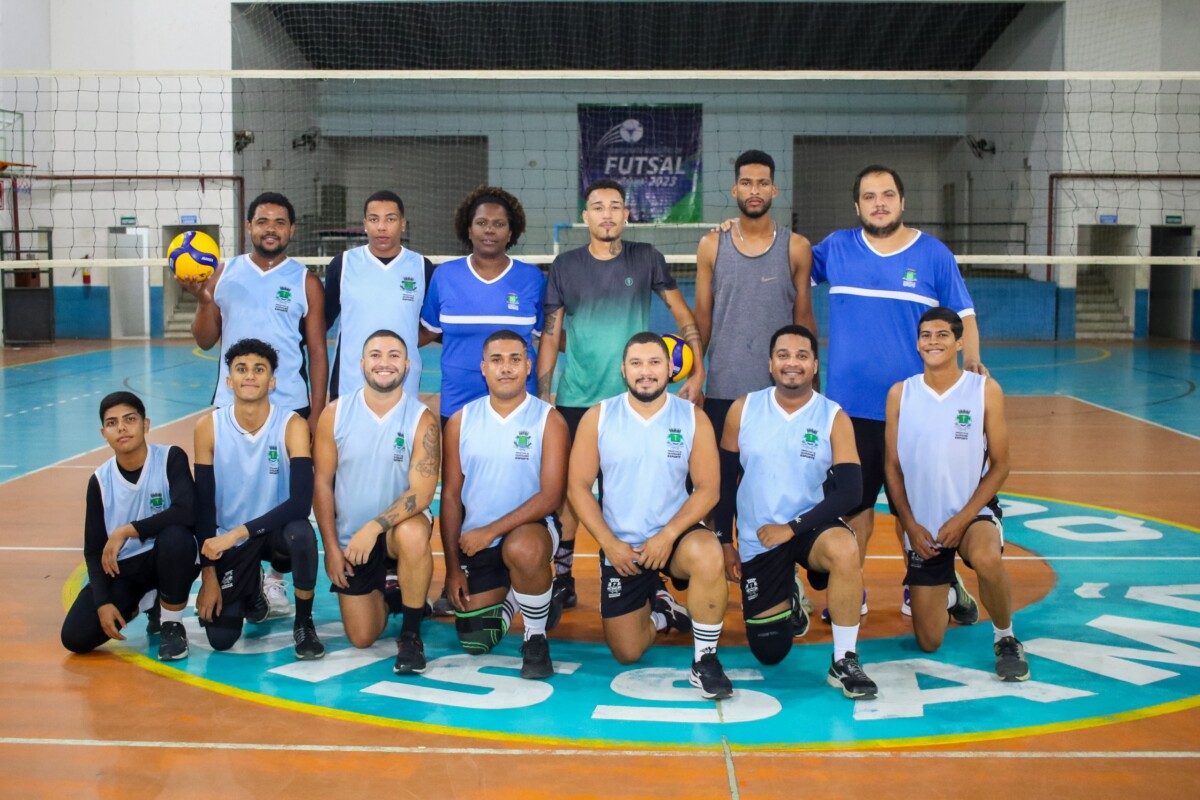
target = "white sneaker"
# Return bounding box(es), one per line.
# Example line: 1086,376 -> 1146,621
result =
264,573 -> 293,618
901,585 -> 912,617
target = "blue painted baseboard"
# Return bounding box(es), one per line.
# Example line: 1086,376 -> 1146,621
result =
1056,287 -> 1076,340
1134,288 -> 1149,339
54,286 -> 111,338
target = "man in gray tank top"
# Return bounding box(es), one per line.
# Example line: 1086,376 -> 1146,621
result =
694,150 -> 816,445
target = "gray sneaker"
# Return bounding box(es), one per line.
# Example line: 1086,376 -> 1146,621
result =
949,572 -> 980,626
994,636 -> 1030,682
157,621 -> 188,661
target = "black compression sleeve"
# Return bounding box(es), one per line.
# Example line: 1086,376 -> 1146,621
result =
83,476 -> 114,606
714,448 -> 742,545
323,255 -> 343,328
243,457 -> 314,537
787,463 -> 863,538
131,446 -> 195,540
194,463 -> 218,567
424,256 -> 437,287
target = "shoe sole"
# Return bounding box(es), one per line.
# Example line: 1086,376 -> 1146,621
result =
688,672 -> 733,700
158,647 -> 188,661
996,669 -> 1031,682
521,664 -> 554,680
826,673 -> 878,700
295,649 -> 326,661
393,663 -> 427,675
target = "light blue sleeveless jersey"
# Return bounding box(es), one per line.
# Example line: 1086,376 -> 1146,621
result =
332,389 -> 429,548
597,393 -> 695,552
212,404 -> 294,544
736,388 -> 841,562
213,255 -> 311,411
333,245 -> 425,399
458,393 -> 552,545
94,443 -> 172,561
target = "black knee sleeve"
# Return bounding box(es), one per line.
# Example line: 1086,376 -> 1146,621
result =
204,619 -> 244,651
280,519 -> 318,592
154,526 -> 200,605
455,603 -> 509,655
746,614 -> 793,666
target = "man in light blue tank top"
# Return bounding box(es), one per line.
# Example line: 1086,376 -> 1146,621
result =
313,329 -> 441,675
715,325 -> 877,700
441,330 -> 570,679
178,192 -> 328,437
885,308 -> 1028,682
61,391 -> 199,662
569,332 -> 733,700
193,339 -> 324,661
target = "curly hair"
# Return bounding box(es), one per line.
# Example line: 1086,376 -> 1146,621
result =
453,185 -> 526,250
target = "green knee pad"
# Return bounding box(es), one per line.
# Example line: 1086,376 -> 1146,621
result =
455,603 -> 509,655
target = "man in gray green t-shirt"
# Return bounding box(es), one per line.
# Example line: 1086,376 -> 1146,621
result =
537,178 -> 706,608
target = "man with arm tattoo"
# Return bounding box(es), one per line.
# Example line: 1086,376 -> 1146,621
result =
312,330 -> 440,673
537,179 -> 708,610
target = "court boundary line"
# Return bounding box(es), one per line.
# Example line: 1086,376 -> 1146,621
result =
1065,395 -> 1200,443
0,737 -> 1197,759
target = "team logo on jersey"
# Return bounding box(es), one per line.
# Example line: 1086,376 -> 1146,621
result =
393,433 -> 407,463
274,286 -> 293,312
624,277 -> 633,287
514,430 -> 532,461
666,428 -> 685,459
506,292 -> 520,311
902,268 -> 918,288
955,409 -> 972,440
267,445 -> 280,475
149,492 -> 164,511
606,576 -> 623,598
744,577 -> 759,601
400,276 -> 417,301
800,428 -> 820,460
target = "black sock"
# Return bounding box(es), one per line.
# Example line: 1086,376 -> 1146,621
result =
294,595 -> 313,625
401,604 -> 424,637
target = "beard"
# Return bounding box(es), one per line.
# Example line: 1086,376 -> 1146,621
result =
366,369 -> 407,393
253,239 -> 287,259
737,196 -> 772,219
861,216 -> 902,237
627,379 -> 667,403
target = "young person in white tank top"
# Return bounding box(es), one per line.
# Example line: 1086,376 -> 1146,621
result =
884,307 -> 1029,682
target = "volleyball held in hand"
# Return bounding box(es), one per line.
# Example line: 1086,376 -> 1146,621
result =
168,230 -> 220,281
662,333 -> 694,383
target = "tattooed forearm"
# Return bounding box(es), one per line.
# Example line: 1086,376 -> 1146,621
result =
680,322 -> 703,355
415,421 -> 440,478
404,494 -> 417,513
538,372 -> 553,399
655,288 -> 673,310
543,310 -> 559,338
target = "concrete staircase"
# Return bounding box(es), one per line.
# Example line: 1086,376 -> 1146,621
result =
1075,267 -> 1132,340
165,292 -> 198,339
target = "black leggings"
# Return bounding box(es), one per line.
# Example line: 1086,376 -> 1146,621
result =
61,526 -> 199,654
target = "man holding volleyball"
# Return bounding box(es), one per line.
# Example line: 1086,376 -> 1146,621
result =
568,332 -> 732,700
538,178 -> 707,610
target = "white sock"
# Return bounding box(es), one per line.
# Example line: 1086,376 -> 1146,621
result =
513,587 -> 553,639
993,624 -> 1014,643
502,588 -> 518,628
692,620 -> 723,661
946,585 -> 958,609
651,611 -> 667,632
160,606 -> 183,624
832,623 -> 860,662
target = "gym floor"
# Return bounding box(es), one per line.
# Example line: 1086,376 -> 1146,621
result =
1,339 -> 1198,798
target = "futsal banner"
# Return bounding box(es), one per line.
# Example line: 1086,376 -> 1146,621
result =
578,105 -> 702,223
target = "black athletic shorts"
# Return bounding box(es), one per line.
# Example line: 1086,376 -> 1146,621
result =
739,519 -> 855,618
556,405 -> 590,443
904,512 -> 1004,586
203,534 -> 291,628
598,524 -> 713,618
457,517 -> 559,595
331,533 -> 396,597
849,417 -> 894,517
703,397 -> 735,446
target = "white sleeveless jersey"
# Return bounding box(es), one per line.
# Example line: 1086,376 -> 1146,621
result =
213,254 -> 311,411
332,389 -> 429,548
896,370 -> 992,545
458,393 -> 552,544
597,393 -> 695,553
94,443 -> 172,562
334,246 -> 426,399
212,404 -> 294,543
736,388 -> 841,562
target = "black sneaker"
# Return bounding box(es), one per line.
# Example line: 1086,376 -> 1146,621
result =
790,575 -> 810,639
157,620 -> 188,661
994,636 -> 1031,682
653,588 -> 692,635
394,631 -> 427,674
827,651 -> 878,699
552,574 -> 578,610
145,602 -> 162,635
689,652 -> 734,700
520,634 -> 553,680
246,569 -> 270,624
949,572 -> 980,626
293,619 -> 325,660
546,587 -> 565,632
